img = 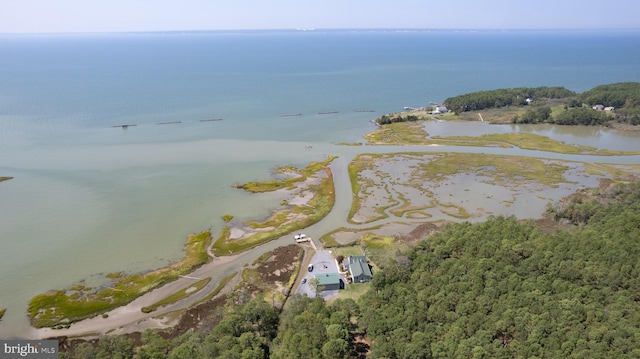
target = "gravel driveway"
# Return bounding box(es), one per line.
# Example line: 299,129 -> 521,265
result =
297,249 -> 344,299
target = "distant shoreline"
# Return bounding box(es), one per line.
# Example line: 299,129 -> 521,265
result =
3,28 -> 640,37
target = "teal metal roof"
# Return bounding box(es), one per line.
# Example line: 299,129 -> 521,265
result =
315,273 -> 340,286
349,255 -> 372,279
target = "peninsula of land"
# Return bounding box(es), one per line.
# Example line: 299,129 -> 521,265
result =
22,83 -> 640,358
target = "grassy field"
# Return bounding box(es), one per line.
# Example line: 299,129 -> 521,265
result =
319,234 -> 341,247
337,281 -> 371,301
329,236 -> 412,301
332,246 -> 365,258
330,235 -> 403,270
456,101 -> 567,123
28,231 -> 212,328
362,233 -> 412,270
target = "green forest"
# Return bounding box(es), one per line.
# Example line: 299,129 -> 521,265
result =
443,87 -> 576,113
580,82 -> 640,125
370,83 -> 640,127
61,181 -> 640,358
443,82 -> 640,126
580,82 -> 640,109
375,114 -> 421,126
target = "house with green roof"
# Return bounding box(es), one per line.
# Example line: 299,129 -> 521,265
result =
348,255 -> 372,283
314,273 -> 341,291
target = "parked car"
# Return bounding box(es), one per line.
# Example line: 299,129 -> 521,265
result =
308,264 -> 314,272
301,278 -> 307,284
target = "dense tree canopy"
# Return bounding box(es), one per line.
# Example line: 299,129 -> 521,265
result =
512,106 -> 552,124
358,182 -> 640,358
552,107 -> 610,126
270,296 -> 358,359
62,295 -> 281,359
580,82 -> 640,109
60,183 -> 640,358
444,83 -> 640,127
579,83 -> 640,125
443,87 -> 575,113
375,114 -> 421,125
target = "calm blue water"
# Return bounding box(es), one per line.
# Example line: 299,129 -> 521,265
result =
1,29 -> 640,338
2,30 -> 639,143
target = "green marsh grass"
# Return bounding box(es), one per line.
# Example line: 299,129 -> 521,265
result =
362,233 -> 394,249
28,231 -> 212,328
365,121 -> 430,145
191,273 -> 237,307
141,277 -> 211,313
333,246 -> 365,258
347,152 -> 575,227
365,118 -> 640,155
418,153 -> 569,187
212,159 -> 336,255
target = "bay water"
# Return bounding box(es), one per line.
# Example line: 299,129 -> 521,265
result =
1,29 -> 640,338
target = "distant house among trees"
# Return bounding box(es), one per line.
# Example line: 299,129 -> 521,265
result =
347,255 -> 373,283
431,106 -> 449,114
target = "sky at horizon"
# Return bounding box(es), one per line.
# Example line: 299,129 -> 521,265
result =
1,0 -> 639,34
